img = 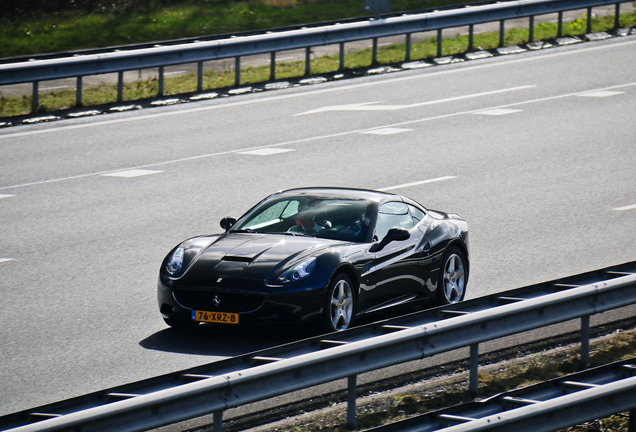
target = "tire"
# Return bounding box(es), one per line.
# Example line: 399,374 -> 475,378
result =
163,317 -> 199,331
322,273 -> 356,332
437,246 -> 468,305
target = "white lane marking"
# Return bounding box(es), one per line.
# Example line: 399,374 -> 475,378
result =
238,148 -> 295,155
2,39 -> 635,141
2,82 -> 635,192
38,86 -> 70,91
295,85 -> 535,115
40,86 -> 69,91
473,108 -> 522,116
614,203 -> 636,211
577,91 -> 624,98
0,194 -> 15,199
101,169 -> 163,178
379,176 -> 458,191
0,258 -> 15,263
361,128 -> 412,135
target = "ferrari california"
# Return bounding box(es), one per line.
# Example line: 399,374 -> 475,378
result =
158,187 -> 469,332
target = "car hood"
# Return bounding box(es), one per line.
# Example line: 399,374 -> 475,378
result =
181,233 -> 344,282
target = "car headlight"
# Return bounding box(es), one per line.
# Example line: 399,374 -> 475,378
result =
166,247 -> 185,276
163,237 -> 212,278
278,257 -> 317,283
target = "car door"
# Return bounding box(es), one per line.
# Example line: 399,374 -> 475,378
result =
359,202 -> 430,312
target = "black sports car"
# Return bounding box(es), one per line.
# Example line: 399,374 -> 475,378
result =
158,187 -> 469,332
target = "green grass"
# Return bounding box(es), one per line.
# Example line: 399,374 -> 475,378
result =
1,9 -> 635,119
0,0 -> 481,59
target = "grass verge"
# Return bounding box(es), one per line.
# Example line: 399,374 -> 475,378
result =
0,13 -> 636,118
0,0 -> 479,58
1,11 -> 635,120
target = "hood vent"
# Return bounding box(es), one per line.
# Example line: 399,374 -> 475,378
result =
222,256 -> 253,263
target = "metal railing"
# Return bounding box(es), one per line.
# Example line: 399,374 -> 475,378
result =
370,358 -> 636,431
2,261 -> 636,432
0,0 -> 629,113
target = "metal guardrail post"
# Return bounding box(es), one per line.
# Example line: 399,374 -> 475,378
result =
587,7 -> 593,33
347,375 -> 357,429
235,57 -> 241,86
31,81 -> 38,113
76,76 -> 82,106
270,52 -> 276,81
558,11 -> 564,37
470,343 -> 479,396
339,42 -> 345,70
197,61 -> 203,92
615,3 -> 621,28
529,16 -> 535,43
499,20 -> 505,47
117,71 -> 123,102
305,47 -> 311,76
468,24 -> 474,51
213,411 -> 223,432
581,315 -> 590,366
158,66 -> 164,96
437,29 -> 442,57
405,33 -> 411,61
630,409 -> 636,432
372,37 -> 379,64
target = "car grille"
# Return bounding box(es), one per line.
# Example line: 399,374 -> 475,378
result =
174,289 -> 264,313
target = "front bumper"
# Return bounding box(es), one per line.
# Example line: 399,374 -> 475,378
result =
157,275 -> 329,326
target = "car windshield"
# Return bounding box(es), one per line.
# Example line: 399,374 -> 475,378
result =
231,194 -> 374,242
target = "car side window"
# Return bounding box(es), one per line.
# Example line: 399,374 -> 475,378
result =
374,202 -> 414,242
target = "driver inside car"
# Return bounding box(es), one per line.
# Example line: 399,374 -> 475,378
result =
288,210 -> 331,234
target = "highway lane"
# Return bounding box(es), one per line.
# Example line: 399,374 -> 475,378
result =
1,35 -> 635,418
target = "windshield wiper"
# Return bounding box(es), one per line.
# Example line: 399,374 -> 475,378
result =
230,229 -> 257,233
272,231 -> 312,237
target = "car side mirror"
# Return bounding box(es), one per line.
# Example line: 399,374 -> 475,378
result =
369,228 -> 410,252
220,217 -> 237,231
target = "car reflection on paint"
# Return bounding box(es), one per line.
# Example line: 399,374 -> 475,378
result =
158,187 -> 469,332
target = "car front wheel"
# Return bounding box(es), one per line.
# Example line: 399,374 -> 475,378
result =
323,273 -> 355,332
437,247 -> 468,305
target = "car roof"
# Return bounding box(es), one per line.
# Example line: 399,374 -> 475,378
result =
273,187 -> 400,203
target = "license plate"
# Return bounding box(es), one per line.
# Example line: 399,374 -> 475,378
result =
192,310 -> 239,324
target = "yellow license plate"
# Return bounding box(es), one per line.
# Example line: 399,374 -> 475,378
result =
192,310 -> 239,324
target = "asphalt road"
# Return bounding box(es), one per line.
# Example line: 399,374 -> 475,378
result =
1,35 -> 635,422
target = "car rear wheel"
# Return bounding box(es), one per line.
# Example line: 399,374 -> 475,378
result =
437,247 -> 468,305
323,273 -> 355,332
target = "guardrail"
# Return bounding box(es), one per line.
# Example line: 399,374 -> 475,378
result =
0,0 -> 629,113
2,260 -> 636,432
370,358 -> 636,431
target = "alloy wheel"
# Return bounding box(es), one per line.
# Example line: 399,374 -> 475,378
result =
443,253 -> 466,303
330,278 -> 353,331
